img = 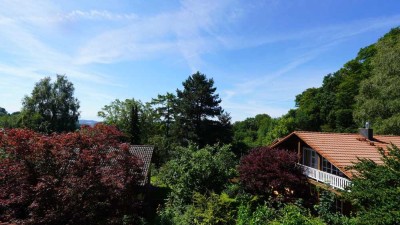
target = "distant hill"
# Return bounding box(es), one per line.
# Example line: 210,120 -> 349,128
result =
79,120 -> 99,127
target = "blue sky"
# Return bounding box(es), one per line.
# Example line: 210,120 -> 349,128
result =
1,0 -> 400,121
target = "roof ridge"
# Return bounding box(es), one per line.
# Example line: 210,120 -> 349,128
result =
374,134 -> 400,137
294,131 -> 359,135
295,130 -> 400,137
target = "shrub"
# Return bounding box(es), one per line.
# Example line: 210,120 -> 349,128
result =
270,204 -> 325,225
236,203 -> 276,225
159,144 -> 236,203
315,191 -> 356,225
238,147 -> 309,202
0,124 -> 144,224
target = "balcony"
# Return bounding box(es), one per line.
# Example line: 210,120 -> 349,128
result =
298,164 -> 351,190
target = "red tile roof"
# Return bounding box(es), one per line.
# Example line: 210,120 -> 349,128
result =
270,131 -> 400,179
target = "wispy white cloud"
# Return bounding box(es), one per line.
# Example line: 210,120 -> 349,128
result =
62,10 -> 137,21
74,0 -> 240,69
217,14 -> 400,52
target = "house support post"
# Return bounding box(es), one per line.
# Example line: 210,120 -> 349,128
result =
297,141 -> 301,163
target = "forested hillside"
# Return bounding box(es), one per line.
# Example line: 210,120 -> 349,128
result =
233,27 -> 400,150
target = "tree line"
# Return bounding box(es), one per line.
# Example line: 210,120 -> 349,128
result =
233,27 -> 400,151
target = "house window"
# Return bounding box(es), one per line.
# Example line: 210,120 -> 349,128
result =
322,157 -> 344,177
322,158 -> 332,173
303,147 -> 318,169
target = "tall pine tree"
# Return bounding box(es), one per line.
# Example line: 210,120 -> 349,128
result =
175,72 -> 230,146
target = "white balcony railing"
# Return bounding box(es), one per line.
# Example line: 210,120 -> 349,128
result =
298,164 -> 351,190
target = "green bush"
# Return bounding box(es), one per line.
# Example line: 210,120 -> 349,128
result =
157,192 -> 237,225
237,203 -> 276,225
271,204 -> 325,225
315,191 -> 356,225
159,144 -> 237,203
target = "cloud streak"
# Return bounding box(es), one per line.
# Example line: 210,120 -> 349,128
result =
74,0 -> 240,69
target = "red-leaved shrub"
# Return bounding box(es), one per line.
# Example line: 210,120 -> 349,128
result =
0,124 -> 143,224
238,147 -> 309,202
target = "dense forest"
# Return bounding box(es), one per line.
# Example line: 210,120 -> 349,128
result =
1,27 -> 400,224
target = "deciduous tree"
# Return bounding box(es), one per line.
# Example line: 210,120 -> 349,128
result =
354,27 -> 400,134
0,124 -> 144,224
238,147 -> 309,202
98,98 -> 157,144
21,75 -> 80,133
0,107 -> 7,116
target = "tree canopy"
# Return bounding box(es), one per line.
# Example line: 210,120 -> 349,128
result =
0,107 -> 7,116
354,28 -> 400,134
98,98 -> 157,144
0,108 -> 21,129
21,75 -> 80,133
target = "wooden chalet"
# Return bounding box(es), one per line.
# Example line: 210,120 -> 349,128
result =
270,128 -> 400,190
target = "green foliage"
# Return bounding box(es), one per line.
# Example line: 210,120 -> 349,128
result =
232,28 -> 389,144
130,104 -> 140,144
185,192 -> 237,225
270,204 -> 325,225
345,144 -> 400,225
354,27 -> 400,134
232,112 -> 297,153
314,191 -> 339,224
98,98 -> 157,144
237,202 -> 327,225
315,191 -> 356,225
235,204 -> 251,225
295,87 -> 323,131
236,203 -> 276,225
291,32 -> 376,133
21,75 -> 80,133
157,191 -> 237,225
175,72 -> 231,147
98,98 -> 140,138
150,92 -> 177,139
233,114 -> 274,149
0,111 -> 21,129
0,107 -> 7,116
264,113 -> 296,145
159,144 -> 237,203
